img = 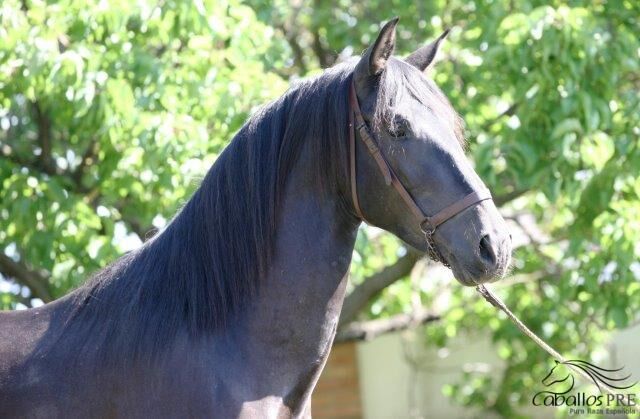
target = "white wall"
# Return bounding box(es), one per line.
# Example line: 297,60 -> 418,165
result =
356,325 -> 640,419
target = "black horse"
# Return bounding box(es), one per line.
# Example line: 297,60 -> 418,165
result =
0,18 -> 511,418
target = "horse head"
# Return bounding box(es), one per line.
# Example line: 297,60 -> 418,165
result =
350,18 -> 512,285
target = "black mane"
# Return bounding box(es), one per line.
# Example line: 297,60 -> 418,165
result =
62,57 -> 462,358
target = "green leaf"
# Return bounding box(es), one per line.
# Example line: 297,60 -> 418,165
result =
608,306 -> 628,328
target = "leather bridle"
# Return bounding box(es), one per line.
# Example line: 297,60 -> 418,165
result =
348,79 -> 492,264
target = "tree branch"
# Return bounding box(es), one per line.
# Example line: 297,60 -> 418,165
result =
0,253 -> 53,302
494,188 -> 528,207
32,101 -> 55,175
311,28 -> 332,68
310,0 -> 333,68
339,249 -> 422,327
71,138 -> 98,188
282,28 -> 307,74
335,310 -> 441,343
480,103 -> 519,132
275,5 -> 307,74
2,142 -> 61,177
111,200 -> 156,241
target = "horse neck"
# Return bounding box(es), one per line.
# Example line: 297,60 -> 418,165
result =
215,135 -> 360,411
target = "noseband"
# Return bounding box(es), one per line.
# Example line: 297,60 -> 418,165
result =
348,79 -> 492,264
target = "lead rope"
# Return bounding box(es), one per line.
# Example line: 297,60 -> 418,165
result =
476,284 -> 626,401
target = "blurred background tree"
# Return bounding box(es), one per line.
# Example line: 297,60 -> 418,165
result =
0,0 -> 638,416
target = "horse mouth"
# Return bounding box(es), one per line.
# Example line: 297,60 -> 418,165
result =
446,252 -> 510,287
434,252 -> 477,286
452,268 -> 482,286
413,232 -> 511,286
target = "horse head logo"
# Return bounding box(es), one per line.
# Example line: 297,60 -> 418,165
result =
540,359 -> 637,395
541,360 -> 575,394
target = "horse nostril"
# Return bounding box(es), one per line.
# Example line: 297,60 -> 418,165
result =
479,234 -> 497,268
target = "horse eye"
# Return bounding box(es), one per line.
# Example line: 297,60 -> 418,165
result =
389,128 -> 405,138
388,120 -> 407,138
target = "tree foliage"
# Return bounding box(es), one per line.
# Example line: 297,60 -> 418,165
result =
0,0 -> 288,301
1,0 -> 639,416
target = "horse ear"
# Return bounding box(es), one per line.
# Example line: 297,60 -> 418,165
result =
356,17 -> 399,77
405,28 -> 450,72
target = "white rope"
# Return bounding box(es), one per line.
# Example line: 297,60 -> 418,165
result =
476,284 -> 626,401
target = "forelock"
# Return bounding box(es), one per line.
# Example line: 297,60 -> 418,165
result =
373,57 -> 466,148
